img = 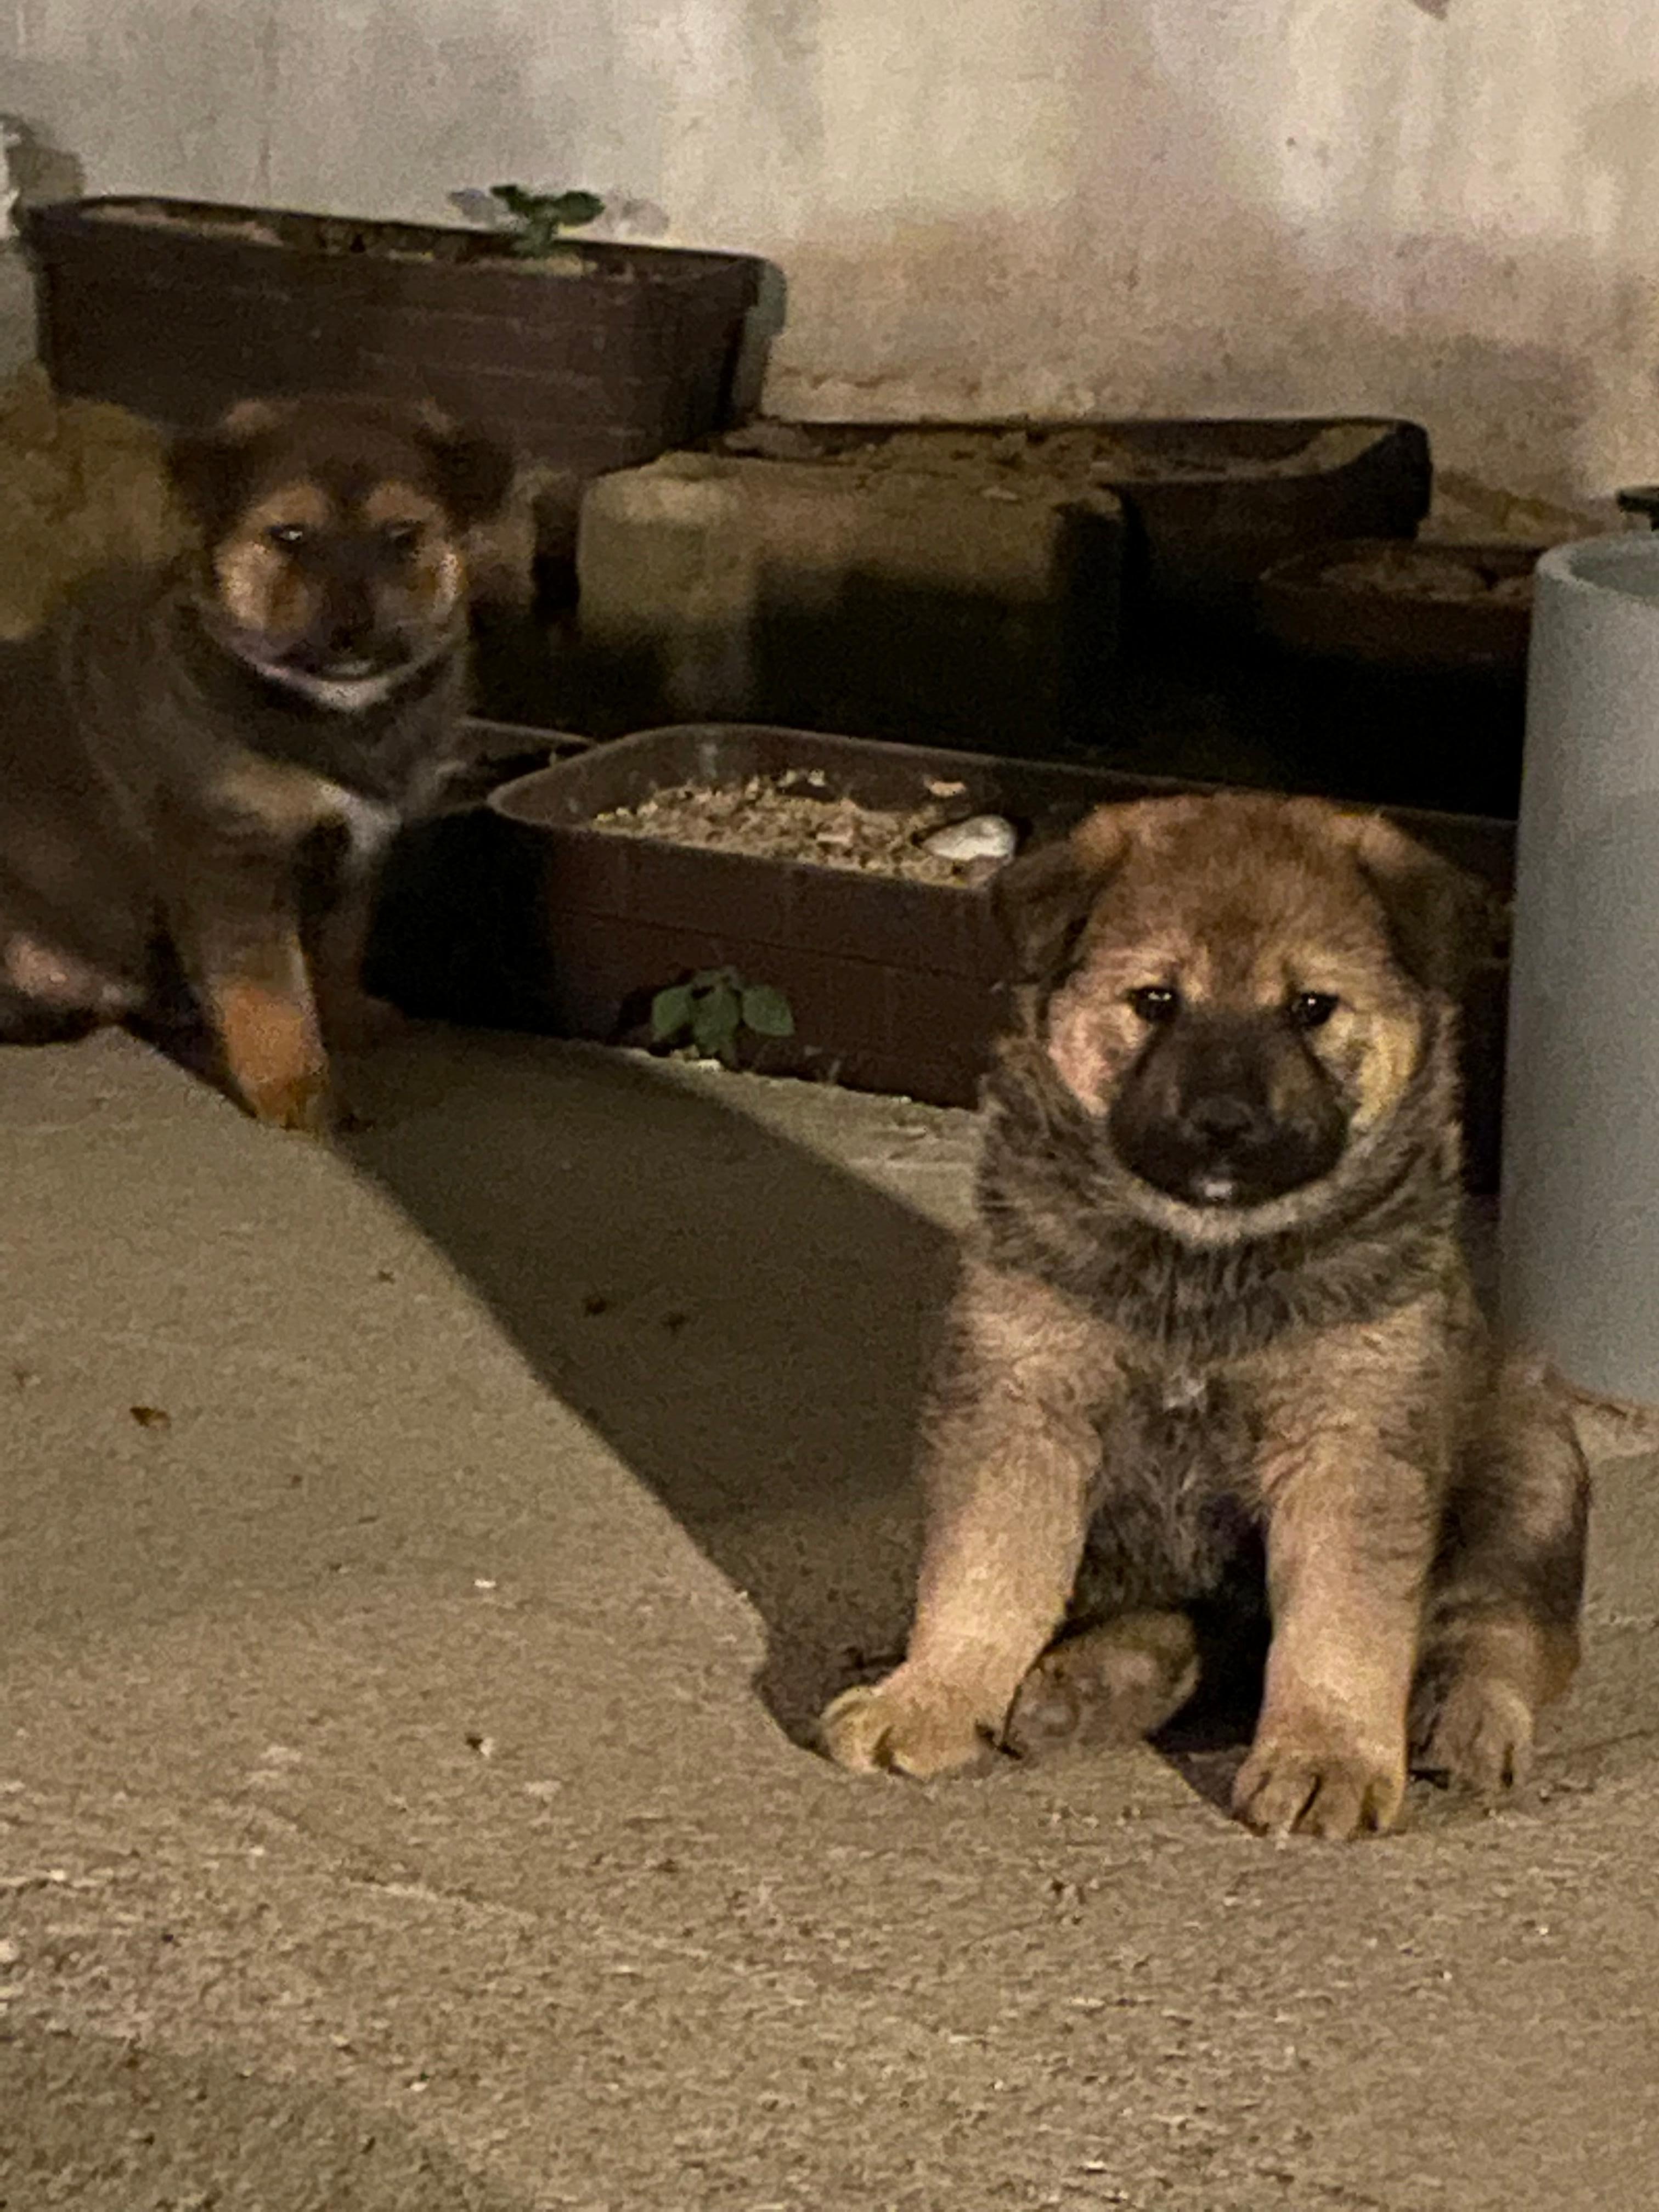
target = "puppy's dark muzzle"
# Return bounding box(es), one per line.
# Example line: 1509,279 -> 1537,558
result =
1108,1016 -> 1347,1207
280,559 -> 437,680
285,634 -> 409,680
287,591 -> 408,680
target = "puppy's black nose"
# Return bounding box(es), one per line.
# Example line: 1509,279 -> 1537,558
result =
1183,1093 -> 1265,1147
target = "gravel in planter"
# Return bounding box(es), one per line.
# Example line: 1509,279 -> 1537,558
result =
588,772 -> 1007,885
723,417 -> 1386,482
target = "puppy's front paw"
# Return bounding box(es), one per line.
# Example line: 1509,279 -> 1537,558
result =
213,978 -> 332,1136
819,1667 -> 1005,1779
1233,1722 -> 1405,1840
1413,1672 -> 1534,1796
244,1063 -> 334,1136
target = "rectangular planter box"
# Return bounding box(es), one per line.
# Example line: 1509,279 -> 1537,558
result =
369,723 -> 1514,1190
1258,539 -> 1537,677
22,196 -> 768,477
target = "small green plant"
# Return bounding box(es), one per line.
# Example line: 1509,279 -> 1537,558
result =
650,968 -> 795,1069
488,183 -> 606,258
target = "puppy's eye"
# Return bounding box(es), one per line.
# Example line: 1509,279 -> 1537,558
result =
381,521 -> 421,552
1127,985 -> 1181,1025
1289,991 -> 1340,1030
266,522 -> 310,550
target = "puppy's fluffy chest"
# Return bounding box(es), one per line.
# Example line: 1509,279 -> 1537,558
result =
1096,1353 -> 1258,1504
1079,1359 -> 1266,1616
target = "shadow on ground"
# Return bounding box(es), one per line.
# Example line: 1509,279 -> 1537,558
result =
340,1031 -> 950,1742
0,2030 -> 523,2212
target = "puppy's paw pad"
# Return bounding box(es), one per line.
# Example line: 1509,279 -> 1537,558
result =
1414,1676 -> 1533,1796
1004,1669 -> 1086,1758
1233,1730 -> 1404,1841
818,1672 -> 1001,1779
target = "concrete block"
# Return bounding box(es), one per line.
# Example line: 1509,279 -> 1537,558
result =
575,449 -> 1124,753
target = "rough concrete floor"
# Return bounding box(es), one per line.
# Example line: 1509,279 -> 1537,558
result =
2,1026 -> 1657,2212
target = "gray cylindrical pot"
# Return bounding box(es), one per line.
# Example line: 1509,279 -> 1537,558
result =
1500,534 -> 1659,1406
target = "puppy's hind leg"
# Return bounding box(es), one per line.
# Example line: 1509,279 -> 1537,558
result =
1005,1609 -> 1201,1758
0,985 -> 101,1045
0,932 -> 134,1043
1412,1353 -> 1589,1796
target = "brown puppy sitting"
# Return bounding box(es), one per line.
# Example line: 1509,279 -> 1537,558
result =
0,393 -> 515,1129
821,794 -> 1588,1839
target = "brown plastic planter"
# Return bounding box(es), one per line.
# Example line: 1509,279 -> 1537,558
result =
370,723 -> 1515,1189
22,196 -> 767,473
712,416 -> 1432,625
1258,539 -> 1537,676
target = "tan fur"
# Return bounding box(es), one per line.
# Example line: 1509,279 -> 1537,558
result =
207,754 -> 353,842
360,481 -> 442,529
822,1259 -> 1118,1777
205,968 -> 329,1136
821,792 -> 1588,1841
213,482 -> 329,634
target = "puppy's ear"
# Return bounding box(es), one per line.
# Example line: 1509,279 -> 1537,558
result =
992,805 -> 1133,983
1344,811 -> 1498,998
419,413 -> 517,526
168,399 -> 290,536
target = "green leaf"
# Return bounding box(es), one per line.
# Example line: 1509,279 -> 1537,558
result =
692,987 -> 742,1063
650,983 -> 696,1044
690,967 -> 737,990
545,190 -> 606,230
489,184 -> 605,239
741,984 -> 795,1039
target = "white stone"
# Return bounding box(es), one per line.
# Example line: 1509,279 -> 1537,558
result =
922,814 -> 1018,864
